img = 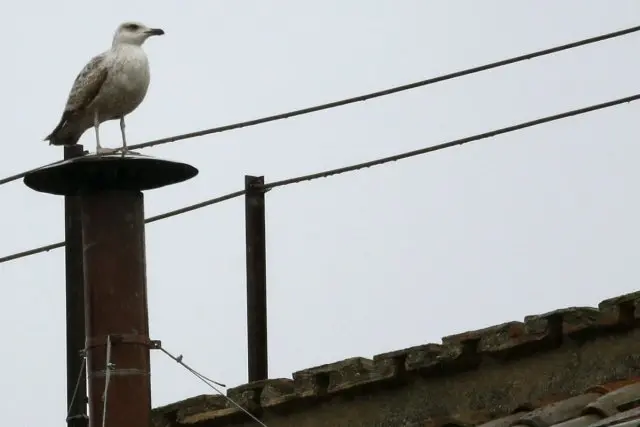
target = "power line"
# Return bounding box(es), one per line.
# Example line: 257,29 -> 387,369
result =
126,23 -> 640,151
0,190 -> 246,264
0,23 -> 638,189
263,93 -> 640,189
146,190 -> 246,223
1,92 -> 637,266
0,160 -> 63,187
0,241 -> 65,264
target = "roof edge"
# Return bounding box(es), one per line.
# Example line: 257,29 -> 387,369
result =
151,290 -> 640,426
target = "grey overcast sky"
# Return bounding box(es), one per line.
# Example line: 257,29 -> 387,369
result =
1,1 -> 639,424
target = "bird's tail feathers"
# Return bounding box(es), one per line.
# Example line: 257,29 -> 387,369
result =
44,112 -> 80,146
45,132 -> 81,146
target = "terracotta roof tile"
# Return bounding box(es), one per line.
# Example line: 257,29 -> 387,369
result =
587,378 -> 640,395
477,412 -> 530,427
513,393 -> 601,427
584,381 -> 640,417
552,414 -> 602,427
588,407 -> 640,427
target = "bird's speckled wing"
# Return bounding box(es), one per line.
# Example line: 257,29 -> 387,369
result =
64,52 -> 110,113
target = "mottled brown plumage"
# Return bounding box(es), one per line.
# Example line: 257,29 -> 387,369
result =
45,54 -> 109,146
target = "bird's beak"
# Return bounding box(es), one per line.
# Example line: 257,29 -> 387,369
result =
146,28 -> 165,36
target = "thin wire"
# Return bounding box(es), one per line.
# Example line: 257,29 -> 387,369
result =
157,347 -> 226,387
0,241 -> 65,264
263,93 -> 640,189
0,23 -> 639,188
0,159 -> 67,187
157,347 -> 269,427
66,355 -> 87,420
0,190 -> 245,264
102,336 -> 113,427
1,92 -> 638,265
127,24 -> 640,151
145,190 -> 246,223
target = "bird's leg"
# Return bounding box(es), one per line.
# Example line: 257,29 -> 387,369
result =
94,110 -> 103,155
119,116 -> 128,157
94,111 -> 117,155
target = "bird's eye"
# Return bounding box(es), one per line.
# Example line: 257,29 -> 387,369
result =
126,23 -> 140,31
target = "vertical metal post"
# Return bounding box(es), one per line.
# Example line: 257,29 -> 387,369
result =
81,190 -> 151,427
244,175 -> 268,382
64,145 -> 88,427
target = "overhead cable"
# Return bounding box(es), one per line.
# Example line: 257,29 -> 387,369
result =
1,92 -> 637,266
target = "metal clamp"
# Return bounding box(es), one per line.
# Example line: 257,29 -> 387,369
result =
85,334 -> 160,350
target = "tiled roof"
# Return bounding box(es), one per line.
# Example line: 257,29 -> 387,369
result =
152,291 -> 640,427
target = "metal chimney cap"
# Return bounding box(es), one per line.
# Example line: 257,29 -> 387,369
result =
24,152 -> 198,196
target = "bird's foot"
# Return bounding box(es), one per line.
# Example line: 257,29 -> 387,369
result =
111,147 -> 128,158
113,148 -> 141,157
96,147 -> 119,156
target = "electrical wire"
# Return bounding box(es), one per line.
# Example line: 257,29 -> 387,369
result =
157,346 -> 269,427
0,92 -> 638,266
126,23 -> 640,151
0,159 -> 67,187
263,93 -> 640,189
0,23 -> 638,188
0,241 -> 65,264
145,190 -> 246,223
0,190 -> 246,264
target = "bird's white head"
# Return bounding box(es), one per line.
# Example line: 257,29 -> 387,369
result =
112,21 -> 164,47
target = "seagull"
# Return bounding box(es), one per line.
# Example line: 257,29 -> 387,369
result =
45,21 -> 164,156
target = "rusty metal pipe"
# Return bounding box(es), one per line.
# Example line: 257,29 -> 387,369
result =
80,190 -> 151,427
